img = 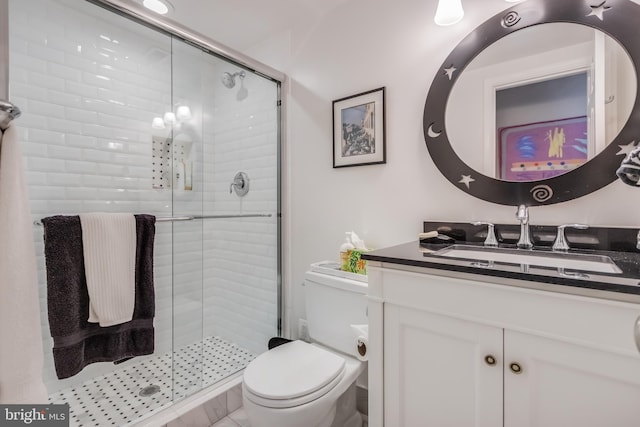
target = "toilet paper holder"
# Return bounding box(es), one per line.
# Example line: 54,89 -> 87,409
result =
351,324 -> 369,361
356,338 -> 367,358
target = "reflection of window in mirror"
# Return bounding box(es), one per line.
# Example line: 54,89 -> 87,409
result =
495,73 -> 589,182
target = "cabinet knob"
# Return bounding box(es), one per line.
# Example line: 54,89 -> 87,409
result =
509,362 -> 523,374
484,355 -> 497,366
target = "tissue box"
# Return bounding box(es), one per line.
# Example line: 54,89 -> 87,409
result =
343,249 -> 367,275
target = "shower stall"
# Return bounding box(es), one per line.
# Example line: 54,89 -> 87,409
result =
4,0 -> 282,424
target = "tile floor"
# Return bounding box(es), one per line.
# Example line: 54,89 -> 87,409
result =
165,383 -> 369,427
209,407 -> 250,427
48,336 -> 255,427
207,410 -> 368,427
185,407 -> 367,427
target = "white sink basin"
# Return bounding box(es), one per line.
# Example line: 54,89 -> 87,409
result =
434,244 -> 622,274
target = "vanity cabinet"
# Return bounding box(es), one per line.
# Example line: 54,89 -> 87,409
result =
384,305 -> 503,426
367,263 -> 640,427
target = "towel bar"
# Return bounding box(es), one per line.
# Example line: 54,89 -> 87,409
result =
156,214 -> 273,221
33,213 -> 273,227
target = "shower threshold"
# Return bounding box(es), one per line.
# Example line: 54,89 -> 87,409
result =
48,336 -> 255,427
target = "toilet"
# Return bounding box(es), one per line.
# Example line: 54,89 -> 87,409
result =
242,265 -> 368,427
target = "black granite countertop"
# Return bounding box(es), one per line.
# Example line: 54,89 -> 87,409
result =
362,222 -> 640,298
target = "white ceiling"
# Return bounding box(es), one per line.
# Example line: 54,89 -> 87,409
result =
125,0 -> 350,52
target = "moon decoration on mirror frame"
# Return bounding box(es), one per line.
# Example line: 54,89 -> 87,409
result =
423,0 -> 640,206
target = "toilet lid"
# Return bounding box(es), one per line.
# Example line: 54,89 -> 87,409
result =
243,341 -> 346,401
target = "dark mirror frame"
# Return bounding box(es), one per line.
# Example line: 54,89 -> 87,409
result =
424,0 -> 640,206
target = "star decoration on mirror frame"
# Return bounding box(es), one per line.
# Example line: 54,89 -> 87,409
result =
616,140 -> 638,156
443,66 -> 457,80
587,1 -> 611,21
459,174 -> 475,189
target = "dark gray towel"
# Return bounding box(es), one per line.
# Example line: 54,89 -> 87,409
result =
42,214 -> 156,379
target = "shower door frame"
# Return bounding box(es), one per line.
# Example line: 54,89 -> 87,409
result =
86,0 -> 286,336
0,0 -> 10,99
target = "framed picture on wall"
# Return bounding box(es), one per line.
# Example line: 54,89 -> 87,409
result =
333,87 -> 386,168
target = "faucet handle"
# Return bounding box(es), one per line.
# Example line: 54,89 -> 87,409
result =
472,221 -> 499,247
552,224 -> 588,252
516,204 -> 529,222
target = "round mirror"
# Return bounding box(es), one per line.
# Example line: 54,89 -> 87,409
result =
447,22 -> 636,182
424,0 -> 640,205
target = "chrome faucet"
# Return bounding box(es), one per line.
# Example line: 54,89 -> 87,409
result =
471,221 -> 498,247
515,205 -> 533,249
552,224 -> 588,251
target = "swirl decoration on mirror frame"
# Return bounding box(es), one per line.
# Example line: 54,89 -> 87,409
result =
530,185 -> 553,202
501,11 -> 521,28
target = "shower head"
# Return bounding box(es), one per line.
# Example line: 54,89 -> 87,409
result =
221,70 -> 246,88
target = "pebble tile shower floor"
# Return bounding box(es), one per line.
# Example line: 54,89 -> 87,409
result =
48,336 -> 255,427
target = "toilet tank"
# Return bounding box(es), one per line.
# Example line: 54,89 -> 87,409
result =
303,265 -> 368,356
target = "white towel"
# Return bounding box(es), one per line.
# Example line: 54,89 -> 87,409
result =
79,213 -> 137,327
0,124 -> 48,403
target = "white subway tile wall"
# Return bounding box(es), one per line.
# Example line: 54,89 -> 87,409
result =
9,0 -> 279,400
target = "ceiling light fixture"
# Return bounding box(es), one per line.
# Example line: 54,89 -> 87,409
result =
434,0 -> 464,26
143,0 -> 169,15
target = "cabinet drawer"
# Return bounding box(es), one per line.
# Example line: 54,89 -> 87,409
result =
373,266 -> 640,357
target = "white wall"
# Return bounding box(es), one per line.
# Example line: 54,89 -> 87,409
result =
244,0 -> 640,338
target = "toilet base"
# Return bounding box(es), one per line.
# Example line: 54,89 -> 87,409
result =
340,412 -> 363,427
243,378 -> 363,427
330,383 -> 361,427
243,393 -> 336,427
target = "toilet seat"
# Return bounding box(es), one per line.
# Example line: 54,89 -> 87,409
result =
243,341 -> 346,409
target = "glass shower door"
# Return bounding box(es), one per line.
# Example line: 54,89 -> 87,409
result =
201,54 -> 280,387
169,36 -> 281,399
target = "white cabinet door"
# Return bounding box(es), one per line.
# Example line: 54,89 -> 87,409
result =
384,304 -> 503,427
504,330 -> 640,427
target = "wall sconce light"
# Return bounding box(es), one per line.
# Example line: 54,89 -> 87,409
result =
434,0 -> 464,26
152,105 -> 192,129
151,117 -> 165,129
616,145 -> 640,186
176,105 -> 192,121
163,112 -> 176,125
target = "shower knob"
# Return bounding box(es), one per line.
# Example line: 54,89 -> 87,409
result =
230,171 -> 250,197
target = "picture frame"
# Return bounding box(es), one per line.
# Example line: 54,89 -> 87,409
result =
497,116 -> 588,182
333,87 -> 386,168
